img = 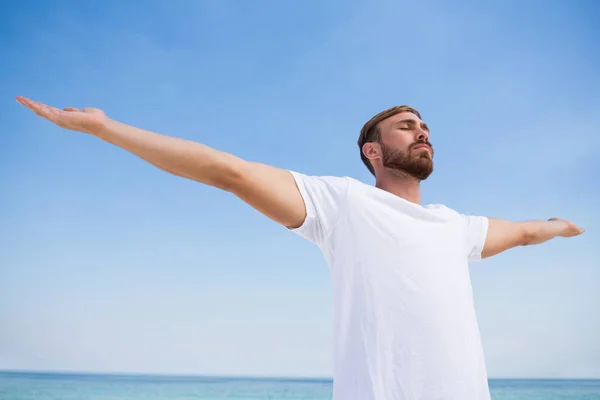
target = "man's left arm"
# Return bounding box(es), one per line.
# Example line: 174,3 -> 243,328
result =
481,218 -> 585,259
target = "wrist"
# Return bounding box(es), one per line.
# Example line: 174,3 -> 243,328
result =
522,220 -> 562,245
88,118 -> 116,140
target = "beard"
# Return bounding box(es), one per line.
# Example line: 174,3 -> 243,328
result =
380,141 -> 434,181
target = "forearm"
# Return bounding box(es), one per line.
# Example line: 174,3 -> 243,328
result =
521,219 -> 567,245
93,119 -> 244,189
483,217 -> 583,258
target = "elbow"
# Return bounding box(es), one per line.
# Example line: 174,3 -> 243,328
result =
521,226 -> 537,246
210,158 -> 248,192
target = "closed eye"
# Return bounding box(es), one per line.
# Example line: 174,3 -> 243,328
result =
395,119 -> 429,133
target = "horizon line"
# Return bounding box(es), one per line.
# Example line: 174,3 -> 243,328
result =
1,369 -> 600,381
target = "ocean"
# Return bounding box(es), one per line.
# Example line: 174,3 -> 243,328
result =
1,371 -> 599,399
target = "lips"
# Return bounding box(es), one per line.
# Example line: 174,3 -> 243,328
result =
412,144 -> 432,153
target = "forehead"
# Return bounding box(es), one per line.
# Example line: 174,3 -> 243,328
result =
383,111 -> 423,126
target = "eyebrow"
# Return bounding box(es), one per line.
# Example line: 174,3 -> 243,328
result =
395,119 -> 429,132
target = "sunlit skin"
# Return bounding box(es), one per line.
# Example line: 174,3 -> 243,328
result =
15,95 -> 585,260
362,112 -> 433,204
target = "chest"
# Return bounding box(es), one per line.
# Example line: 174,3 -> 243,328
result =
329,200 -> 470,288
346,198 -> 464,250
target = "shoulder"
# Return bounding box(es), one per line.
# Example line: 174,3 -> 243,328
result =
288,171 -> 352,185
424,203 -> 461,218
427,204 -> 483,219
288,171 -> 364,196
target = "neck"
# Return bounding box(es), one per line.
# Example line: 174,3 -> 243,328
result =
375,170 -> 422,204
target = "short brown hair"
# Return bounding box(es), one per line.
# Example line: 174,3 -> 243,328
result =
357,105 -> 422,175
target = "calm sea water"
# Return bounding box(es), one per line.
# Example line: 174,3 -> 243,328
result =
1,371 -> 600,400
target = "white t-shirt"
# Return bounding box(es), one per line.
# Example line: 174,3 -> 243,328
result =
288,171 -> 491,400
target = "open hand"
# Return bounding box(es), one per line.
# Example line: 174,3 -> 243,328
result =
548,217 -> 585,237
16,96 -> 108,135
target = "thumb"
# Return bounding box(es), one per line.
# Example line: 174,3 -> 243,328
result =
63,107 -> 79,112
82,107 -> 102,113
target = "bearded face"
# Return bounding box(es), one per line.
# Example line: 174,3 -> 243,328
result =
380,140 -> 434,181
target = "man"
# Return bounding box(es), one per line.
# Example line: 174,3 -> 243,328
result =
16,96 -> 584,399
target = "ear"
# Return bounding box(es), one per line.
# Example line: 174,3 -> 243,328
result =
362,142 -> 381,161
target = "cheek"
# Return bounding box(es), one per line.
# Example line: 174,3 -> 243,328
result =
383,132 -> 413,149
395,139 -> 414,153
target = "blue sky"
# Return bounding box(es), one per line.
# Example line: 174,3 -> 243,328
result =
1,0 -> 599,379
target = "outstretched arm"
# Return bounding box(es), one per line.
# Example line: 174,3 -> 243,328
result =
482,217 -> 585,259
16,96 -> 307,229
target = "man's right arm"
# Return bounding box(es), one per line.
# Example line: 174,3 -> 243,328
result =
97,119 -> 306,228
100,119 -> 308,229
16,97 -> 308,229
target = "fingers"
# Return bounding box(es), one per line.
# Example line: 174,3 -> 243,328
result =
569,223 -> 585,235
36,103 -> 58,119
568,222 -> 585,234
17,96 -> 46,115
64,107 -> 79,112
548,217 -> 585,237
16,96 -> 35,110
16,96 -> 62,121
569,224 -> 585,236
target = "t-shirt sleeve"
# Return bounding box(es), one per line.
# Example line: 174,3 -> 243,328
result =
461,214 -> 489,262
287,171 -> 351,246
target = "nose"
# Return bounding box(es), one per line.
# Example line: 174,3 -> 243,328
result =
416,128 -> 429,142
